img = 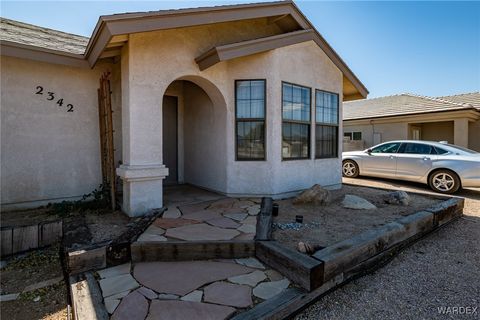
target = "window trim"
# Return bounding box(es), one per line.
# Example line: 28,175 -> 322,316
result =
315,89 -> 339,159
234,79 -> 267,161
281,81 -> 312,161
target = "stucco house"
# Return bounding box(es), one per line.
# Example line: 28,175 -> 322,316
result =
343,92 -> 480,152
1,1 -> 368,216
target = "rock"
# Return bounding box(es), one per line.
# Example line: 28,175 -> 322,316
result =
97,263 -> 131,279
111,291 -> 148,320
182,210 -> 221,222
293,184 -> 331,206
181,290 -> 203,302
163,207 -> 181,219
253,278 -> 290,300
233,200 -> 255,208
223,212 -> 248,221
228,270 -> 267,287
241,216 -> 257,225
153,218 -> 199,229
235,257 -> 265,270
99,273 -> 139,298
206,217 -> 240,229
157,293 -> 179,300
166,223 -> 240,241
265,269 -> 283,281
247,205 -> 261,215
234,233 -> 255,240
0,294 -> 19,302
178,203 -> 208,215
208,198 -> 236,210
147,300 -> 235,320
33,296 -> 41,302
104,297 -> 121,314
384,191 -> 410,206
342,195 -> 377,210
297,242 -> 324,255
203,282 -> 252,308
137,234 -> 168,242
109,290 -> 131,300
237,224 -> 256,234
135,287 -> 157,300
134,261 -> 252,296
143,225 -> 165,235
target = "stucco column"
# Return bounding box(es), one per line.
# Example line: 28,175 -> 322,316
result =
116,44 -> 168,216
454,118 -> 469,147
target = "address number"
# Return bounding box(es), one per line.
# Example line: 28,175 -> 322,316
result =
35,86 -> 74,112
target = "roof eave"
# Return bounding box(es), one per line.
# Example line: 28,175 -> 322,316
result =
0,40 -> 89,68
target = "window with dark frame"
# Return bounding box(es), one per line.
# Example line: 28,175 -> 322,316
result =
344,131 -> 362,141
282,82 -> 311,159
315,90 -> 339,158
235,80 -> 266,160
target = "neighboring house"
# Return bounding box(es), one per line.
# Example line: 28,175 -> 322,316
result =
0,1 -> 368,216
343,92 -> 480,152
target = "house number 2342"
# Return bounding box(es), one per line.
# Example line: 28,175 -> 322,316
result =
35,86 -> 74,112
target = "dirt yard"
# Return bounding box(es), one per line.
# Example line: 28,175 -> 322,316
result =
1,246 -> 68,320
273,184 -> 442,251
295,177 -> 480,320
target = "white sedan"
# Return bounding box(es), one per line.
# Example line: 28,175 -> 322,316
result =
342,140 -> 480,194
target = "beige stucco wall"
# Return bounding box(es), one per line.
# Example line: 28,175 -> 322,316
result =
343,122 -> 408,149
184,81 -> 227,191
0,56 -> 112,208
420,121 -> 454,143
122,19 -> 343,200
468,120 -> 480,151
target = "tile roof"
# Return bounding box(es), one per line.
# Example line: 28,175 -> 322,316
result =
438,92 -> 480,109
0,18 -> 88,55
343,93 -> 479,120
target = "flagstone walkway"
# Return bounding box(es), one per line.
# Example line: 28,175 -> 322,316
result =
137,196 -> 261,242
96,258 -> 291,319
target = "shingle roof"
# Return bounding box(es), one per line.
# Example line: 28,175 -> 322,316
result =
343,93 -> 479,121
0,18 -> 88,55
438,92 -> 480,109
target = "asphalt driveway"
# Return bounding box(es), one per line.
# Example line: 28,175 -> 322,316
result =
295,177 -> 479,320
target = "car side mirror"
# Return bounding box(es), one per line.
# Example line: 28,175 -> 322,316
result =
366,149 -> 372,154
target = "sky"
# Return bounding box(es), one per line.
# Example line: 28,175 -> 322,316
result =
1,1 -> 479,98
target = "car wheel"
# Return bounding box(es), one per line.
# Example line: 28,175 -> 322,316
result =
428,170 -> 461,194
342,160 -> 359,178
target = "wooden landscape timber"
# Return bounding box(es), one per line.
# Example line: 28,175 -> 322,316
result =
255,241 -> 324,291
131,240 -> 255,262
254,197 -> 463,293
69,272 -> 109,320
255,197 -> 273,241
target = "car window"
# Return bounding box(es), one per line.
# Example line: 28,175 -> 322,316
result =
445,144 -> 478,154
401,143 -> 433,155
434,147 -> 449,155
371,142 -> 401,154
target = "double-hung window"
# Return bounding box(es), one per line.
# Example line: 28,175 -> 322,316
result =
282,82 -> 311,159
315,90 -> 339,158
235,80 -> 266,160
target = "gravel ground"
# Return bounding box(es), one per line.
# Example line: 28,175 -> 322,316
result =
296,177 -> 480,320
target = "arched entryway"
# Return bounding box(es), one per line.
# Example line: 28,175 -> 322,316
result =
162,76 -> 228,194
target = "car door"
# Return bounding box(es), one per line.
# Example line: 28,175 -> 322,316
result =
395,143 -> 436,181
362,142 -> 401,177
